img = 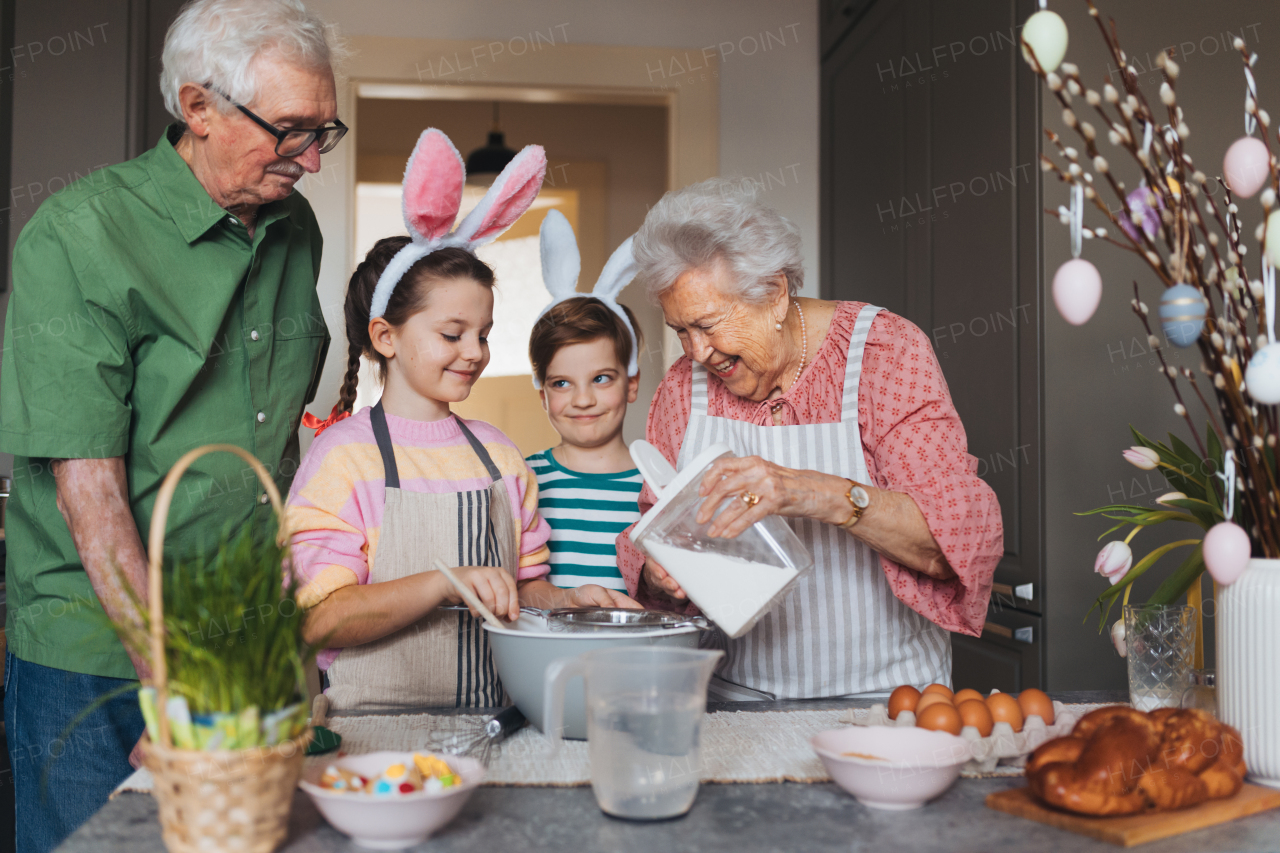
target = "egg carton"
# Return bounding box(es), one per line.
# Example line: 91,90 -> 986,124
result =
843,694 -> 1105,774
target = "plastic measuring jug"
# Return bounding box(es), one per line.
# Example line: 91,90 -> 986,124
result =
543,647 -> 723,820
628,440 -> 813,638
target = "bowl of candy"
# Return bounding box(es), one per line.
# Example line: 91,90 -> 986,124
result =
299,751 -> 483,849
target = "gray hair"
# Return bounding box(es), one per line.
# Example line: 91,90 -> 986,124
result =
633,177 -> 804,303
160,0 -> 344,121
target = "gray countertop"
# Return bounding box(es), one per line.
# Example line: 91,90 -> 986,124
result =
57,692 -> 1280,853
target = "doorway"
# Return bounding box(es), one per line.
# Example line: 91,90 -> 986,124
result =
352,92 -> 669,455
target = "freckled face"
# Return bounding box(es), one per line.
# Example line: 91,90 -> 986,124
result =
539,337 -> 639,450
389,278 -> 493,404
658,261 -> 789,402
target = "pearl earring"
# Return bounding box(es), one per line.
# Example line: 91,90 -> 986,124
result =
775,321 -> 782,331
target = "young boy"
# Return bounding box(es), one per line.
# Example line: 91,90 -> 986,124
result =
526,297 -> 644,592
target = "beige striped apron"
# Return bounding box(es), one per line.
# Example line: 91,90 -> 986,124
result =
681,304 -> 951,700
324,401 -> 518,710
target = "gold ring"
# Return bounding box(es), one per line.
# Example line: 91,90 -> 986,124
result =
741,491 -> 761,507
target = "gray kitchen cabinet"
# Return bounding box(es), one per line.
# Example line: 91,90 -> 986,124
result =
820,0 -> 1044,689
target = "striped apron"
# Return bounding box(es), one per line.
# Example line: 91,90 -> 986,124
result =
324,401 -> 518,710
680,304 -> 951,700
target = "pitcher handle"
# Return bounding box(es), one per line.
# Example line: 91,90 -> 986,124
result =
542,655 -> 587,757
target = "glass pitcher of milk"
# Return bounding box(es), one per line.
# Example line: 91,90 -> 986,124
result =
628,441 -> 813,639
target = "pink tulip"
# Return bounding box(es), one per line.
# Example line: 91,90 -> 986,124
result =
1156,491 -> 1187,507
1122,446 -> 1160,470
1095,541 -> 1133,584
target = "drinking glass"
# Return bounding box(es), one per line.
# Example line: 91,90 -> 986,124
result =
1123,604 -> 1196,711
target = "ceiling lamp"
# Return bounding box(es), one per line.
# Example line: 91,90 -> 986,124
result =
465,102 -> 516,186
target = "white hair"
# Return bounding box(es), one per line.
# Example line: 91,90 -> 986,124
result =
160,0 -> 344,121
633,177 -> 804,303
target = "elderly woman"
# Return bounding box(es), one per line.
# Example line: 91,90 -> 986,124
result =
616,179 -> 1003,700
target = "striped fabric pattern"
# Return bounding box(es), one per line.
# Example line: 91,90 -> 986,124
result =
526,449 -> 642,592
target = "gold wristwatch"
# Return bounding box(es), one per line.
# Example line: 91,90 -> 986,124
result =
839,479 -> 871,529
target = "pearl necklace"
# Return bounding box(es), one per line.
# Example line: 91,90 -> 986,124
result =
773,299 -> 806,410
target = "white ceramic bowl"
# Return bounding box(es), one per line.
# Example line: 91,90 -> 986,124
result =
300,751 -> 484,849
484,611 -> 699,739
810,726 -> 971,810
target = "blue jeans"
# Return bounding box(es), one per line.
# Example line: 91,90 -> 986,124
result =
4,652 -> 143,853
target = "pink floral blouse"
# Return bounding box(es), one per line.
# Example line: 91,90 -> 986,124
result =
616,301 -> 1003,637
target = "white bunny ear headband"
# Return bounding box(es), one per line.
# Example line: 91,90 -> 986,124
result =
369,128 -> 549,319
532,208 -> 640,389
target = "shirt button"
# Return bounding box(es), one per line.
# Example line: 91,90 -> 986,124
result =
250,329 -> 260,341
257,412 -> 266,423
259,493 -> 270,505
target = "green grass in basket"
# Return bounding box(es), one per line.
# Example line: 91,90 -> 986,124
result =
117,517 -> 319,717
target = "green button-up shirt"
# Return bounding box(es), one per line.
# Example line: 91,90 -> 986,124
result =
1,125 -> 330,679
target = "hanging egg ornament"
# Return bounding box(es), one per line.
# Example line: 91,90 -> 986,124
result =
1052,258 -> 1102,325
1267,210 -> 1280,269
1021,10 -> 1069,73
1223,137 -> 1271,199
1158,283 -> 1206,348
1203,521 -> 1251,587
1246,343 -> 1280,403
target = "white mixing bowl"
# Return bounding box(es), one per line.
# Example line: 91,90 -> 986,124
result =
484,611 -> 700,739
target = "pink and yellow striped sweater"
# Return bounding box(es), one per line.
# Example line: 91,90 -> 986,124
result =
286,407 -> 552,626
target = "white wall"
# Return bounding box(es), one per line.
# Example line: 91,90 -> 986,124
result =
307,0 -> 821,292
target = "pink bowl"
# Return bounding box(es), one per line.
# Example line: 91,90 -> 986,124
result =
300,751 -> 485,849
811,726 -> 971,810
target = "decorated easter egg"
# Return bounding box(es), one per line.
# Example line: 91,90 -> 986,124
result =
1203,521 -> 1250,587
1267,210 -> 1280,269
1223,137 -> 1271,199
1021,10 -> 1069,73
1246,342 -> 1280,404
1159,283 -> 1205,348
1052,258 -> 1102,325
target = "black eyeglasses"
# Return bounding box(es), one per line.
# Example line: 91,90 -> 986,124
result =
204,84 -> 347,157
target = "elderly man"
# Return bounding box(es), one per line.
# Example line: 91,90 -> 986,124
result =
0,1 -> 343,849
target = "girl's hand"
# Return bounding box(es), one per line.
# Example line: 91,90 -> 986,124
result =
695,455 -> 847,539
642,557 -> 686,601
567,584 -> 644,610
438,565 -> 520,621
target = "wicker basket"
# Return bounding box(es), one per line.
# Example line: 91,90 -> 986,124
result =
138,444 -> 311,853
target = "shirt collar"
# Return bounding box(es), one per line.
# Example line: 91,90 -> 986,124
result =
148,124 -> 294,244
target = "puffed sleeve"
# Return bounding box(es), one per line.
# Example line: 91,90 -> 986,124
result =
859,312 -> 1002,636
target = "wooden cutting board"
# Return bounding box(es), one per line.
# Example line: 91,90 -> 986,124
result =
986,784 -> 1280,847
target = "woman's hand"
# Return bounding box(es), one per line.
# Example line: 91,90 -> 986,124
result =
695,455 -> 849,539
439,565 -> 521,622
565,585 -> 644,610
642,557 -> 687,601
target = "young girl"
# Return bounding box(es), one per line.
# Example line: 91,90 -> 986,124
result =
288,131 -> 636,711
525,211 -> 645,593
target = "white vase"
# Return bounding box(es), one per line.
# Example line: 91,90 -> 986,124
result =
1218,558 -> 1280,788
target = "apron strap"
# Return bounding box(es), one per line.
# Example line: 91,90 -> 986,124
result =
454,416 -> 503,484
842,304 -> 883,423
370,400 -> 400,489
690,360 -> 710,416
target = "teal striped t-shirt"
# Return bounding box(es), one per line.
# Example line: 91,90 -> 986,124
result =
525,449 -> 643,592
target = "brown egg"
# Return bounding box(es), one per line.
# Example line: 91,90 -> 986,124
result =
986,693 -> 1024,732
1018,688 -> 1055,725
916,702 -> 963,736
914,692 -> 953,715
956,699 -> 994,737
921,683 -> 954,700
887,685 -> 921,720
953,688 -> 985,706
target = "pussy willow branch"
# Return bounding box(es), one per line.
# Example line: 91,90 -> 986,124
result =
1130,281 -> 1208,459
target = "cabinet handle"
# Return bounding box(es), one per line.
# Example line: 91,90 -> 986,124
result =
1014,626 -> 1034,644
992,582 -> 1013,597
983,621 -> 1013,639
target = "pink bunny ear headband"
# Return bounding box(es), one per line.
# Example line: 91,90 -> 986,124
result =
369,128 -> 549,319
532,208 -> 640,389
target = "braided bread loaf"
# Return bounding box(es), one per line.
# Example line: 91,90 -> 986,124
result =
1025,706 -> 1246,815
